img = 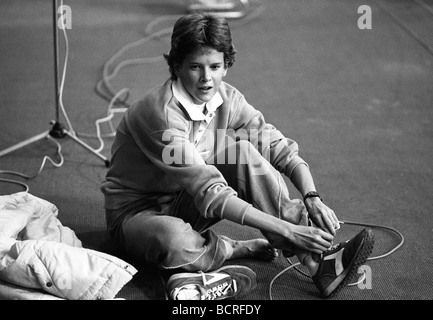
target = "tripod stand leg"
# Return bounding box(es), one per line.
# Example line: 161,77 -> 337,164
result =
0,126 -> 110,168
63,130 -> 110,167
0,131 -> 50,158
1,1 -> 110,173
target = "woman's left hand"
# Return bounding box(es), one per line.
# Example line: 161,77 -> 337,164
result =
304,197 -> 340,235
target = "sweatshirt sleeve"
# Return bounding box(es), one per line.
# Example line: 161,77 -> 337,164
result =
228,92 -> 308,180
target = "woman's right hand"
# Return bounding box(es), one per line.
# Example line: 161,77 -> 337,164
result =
287,224 -> 334,254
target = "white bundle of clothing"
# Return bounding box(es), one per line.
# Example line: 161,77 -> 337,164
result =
0,192 -> 137,300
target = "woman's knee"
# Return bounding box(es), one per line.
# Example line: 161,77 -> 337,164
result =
121,213 -> 205,262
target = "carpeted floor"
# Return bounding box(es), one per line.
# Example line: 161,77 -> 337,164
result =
0,0 -> 432,301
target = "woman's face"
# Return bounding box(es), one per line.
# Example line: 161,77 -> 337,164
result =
175,47 -> 227,104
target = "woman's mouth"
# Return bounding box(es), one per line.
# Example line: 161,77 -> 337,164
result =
198,86 -> 212,93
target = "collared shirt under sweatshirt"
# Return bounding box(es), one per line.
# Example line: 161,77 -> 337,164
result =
101,79 -> 308,230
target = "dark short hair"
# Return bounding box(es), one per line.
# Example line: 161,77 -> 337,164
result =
164,12 -> 237,80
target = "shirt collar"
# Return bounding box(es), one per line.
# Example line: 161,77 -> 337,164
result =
172,78 -> 223,122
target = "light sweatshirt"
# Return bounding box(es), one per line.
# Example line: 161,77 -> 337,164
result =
101,79 -> 307,230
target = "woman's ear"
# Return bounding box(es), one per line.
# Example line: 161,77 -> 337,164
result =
223,68 -> 228,77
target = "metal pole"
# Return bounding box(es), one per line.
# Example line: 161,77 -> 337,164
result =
53,0 -> 60,122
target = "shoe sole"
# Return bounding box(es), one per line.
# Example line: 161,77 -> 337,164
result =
166,265 -> 257,299
322,229 -> 375,298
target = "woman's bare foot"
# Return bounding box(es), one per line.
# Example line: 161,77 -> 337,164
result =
221,235 -> 278,261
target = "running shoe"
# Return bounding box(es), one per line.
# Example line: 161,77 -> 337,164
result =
312,228 -> 375,297
167,265 -> 257,300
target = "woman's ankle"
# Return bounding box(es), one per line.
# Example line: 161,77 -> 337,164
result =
299,254 -> 319,276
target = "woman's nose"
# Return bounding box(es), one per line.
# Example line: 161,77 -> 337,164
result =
200,68 -> 211,82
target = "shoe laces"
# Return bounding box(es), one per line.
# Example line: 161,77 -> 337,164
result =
329,243 -> 340,251
313,243 -> 341,262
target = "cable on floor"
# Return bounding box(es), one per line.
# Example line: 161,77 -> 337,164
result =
0,134 -> 65,193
